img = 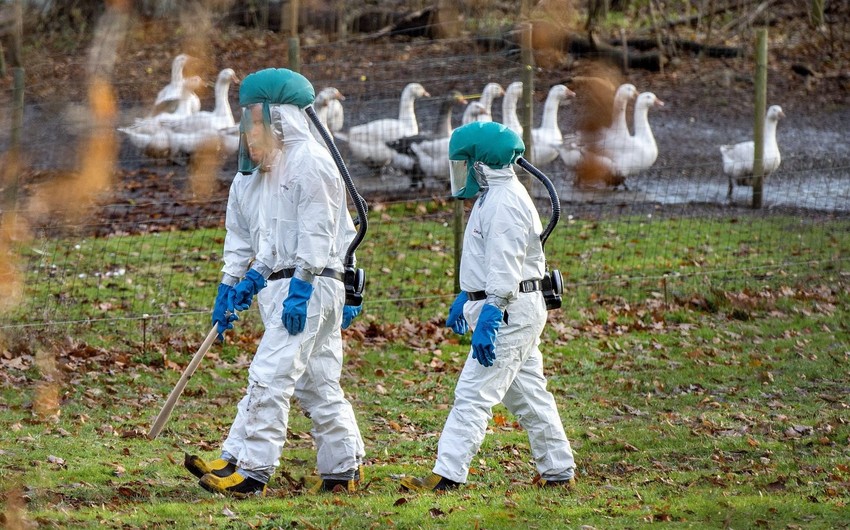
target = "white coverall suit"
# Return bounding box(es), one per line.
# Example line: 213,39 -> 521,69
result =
219,104 -> 365,482
433,165 -> 575,484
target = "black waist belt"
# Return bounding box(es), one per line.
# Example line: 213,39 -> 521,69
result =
466,279 -> 543,301
268,268 -> 344,283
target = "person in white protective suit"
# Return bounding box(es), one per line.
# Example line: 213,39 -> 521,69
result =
401,121 -> 576,491
183,68 -> 365,498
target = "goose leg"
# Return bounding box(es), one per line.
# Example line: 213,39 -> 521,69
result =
169,152 -> 189,167
727,178 -> 733,201
409,165 -> 425,190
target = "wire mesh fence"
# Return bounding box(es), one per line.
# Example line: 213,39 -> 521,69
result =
2,27 -> 849,342
5,189 -> 848,341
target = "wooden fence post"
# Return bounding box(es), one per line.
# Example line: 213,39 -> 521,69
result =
520,21 -> 534,189
5,0 -> 24,206
752,28 -> 767,209
288,0 -> 300,72
453,200 -> 463,293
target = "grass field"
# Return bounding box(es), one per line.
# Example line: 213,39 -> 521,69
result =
1,204 -> 849,529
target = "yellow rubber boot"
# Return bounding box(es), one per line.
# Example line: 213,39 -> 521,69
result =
199,471 -> 267,498
533,475 -> 576,489
184,453 -> 236,479
399,473 -> 460,492
302,465 -> 364,494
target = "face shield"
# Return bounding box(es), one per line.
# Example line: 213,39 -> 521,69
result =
449,159 -> 470,198
237,103 -> 279,174
449,160 -> 489,199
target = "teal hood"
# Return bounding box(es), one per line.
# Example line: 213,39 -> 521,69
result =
239,68 -> 315,109
448,122 -> 525,198
237,68 -> 316,174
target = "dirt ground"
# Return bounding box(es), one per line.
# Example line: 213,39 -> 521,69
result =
4,7 -> 850,236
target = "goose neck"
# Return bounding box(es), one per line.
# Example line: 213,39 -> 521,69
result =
503,92 -> 520,119
541,96 -> 561,130
437,100 -> 456,137
633,105 -> 651,134
398,93 -> 418,133
480,86 -> 499,113
213,80 -> 231,115
171,61 -> 184,84
764,116 -> 779,141
612,101 -> 630,134
398,87 -> 418,117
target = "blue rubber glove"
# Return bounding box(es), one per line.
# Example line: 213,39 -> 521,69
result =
282,277 -> 314,335
446,291 -> 469,335
471,304 -> 502,367
232,269 -> 267,311
212,283 -> 239,341
342,304 -> 362,329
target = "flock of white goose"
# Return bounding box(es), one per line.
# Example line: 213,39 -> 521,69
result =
117,55 -> 353,161
119,55 -> 784,199
330,80 -> 784,196
119,55 -> 241,158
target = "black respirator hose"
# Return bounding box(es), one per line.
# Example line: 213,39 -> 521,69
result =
516,157 -> 560,249
304,106 -> 368,268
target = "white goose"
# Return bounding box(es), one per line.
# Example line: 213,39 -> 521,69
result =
591,83 -> 639,158
335,82 -> 430,167
152,54 -> 199,116
218,125 -> 240,156
462,101 -> 490,125
326,98 -> 344,133
721,104 -> 785,199
573,91 -> 664,188
530,84 -> 575,166
559,82 -> 638,172
118,75 -> 203,157
310,87 -> 345,141
125,75 -> 204,135
502,81 -> 524,136
387,90 -> 468,172
476,82 -> 504,122
405,103 -> 491,181
607,91 -> 664,178
118,124 -> 172,158
159,68 -> 239,134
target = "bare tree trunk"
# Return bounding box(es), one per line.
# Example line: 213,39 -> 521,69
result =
435,0 -> 460,38
619,28 -> 628,73
648,0 -> 665,73
809,0 -> 824,27
586,0 -> 602,33
703,0 -> 716,58
335,0 -> 347,40
5,0 -> 22,68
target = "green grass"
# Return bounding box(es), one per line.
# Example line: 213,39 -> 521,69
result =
1,204 -> 849,528
11,203 -> 850,330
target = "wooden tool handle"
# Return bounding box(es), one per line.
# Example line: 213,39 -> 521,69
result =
147,325 -> 218,440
